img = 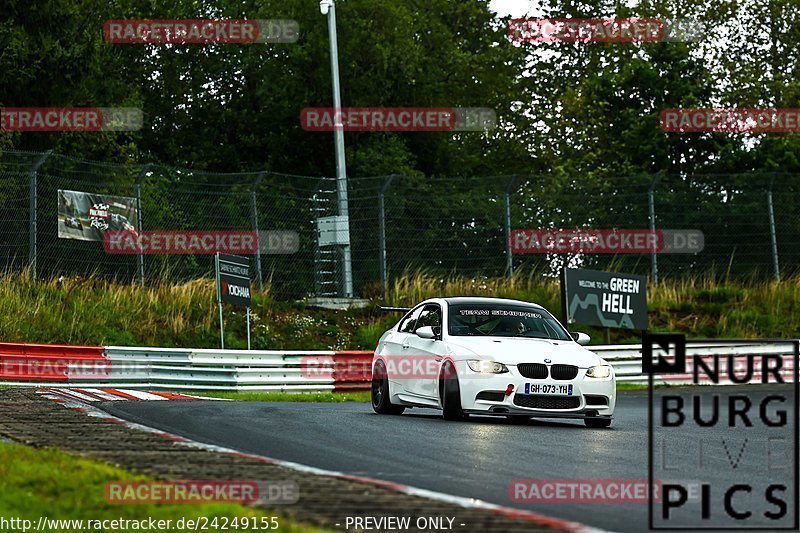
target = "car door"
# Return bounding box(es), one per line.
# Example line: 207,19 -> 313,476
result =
403,303 -> 445,399
382,305 -> 423,394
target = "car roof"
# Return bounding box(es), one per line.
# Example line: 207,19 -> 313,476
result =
441,296 -> 545,309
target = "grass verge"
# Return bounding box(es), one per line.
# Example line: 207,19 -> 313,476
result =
0,441 -> 323,532
616,382 -> 648,391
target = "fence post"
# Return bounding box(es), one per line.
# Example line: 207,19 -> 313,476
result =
251,172 -> 265,292
134,164 -> 152,285
28,150 -> 52,280
767,176 -> 780,282
648,172 -> 662,285
312,178 -> 336,297
504,175 -> 517,279
378,174 -> 395,300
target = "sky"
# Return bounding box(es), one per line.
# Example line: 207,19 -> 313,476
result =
489,0 -> 641,18
489,0 -> 540,18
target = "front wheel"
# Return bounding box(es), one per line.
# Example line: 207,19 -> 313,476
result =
585,417 -> 612,428
371,361 -> 404,415
440,361 -> 466,421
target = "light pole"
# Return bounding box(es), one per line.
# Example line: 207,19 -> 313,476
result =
320,0 -> 353,298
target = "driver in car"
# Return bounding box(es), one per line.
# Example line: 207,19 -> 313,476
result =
497,317 -> 526,335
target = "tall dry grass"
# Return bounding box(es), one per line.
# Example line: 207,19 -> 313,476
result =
386,269 -> 799,340
0,270 -> 220,346
0,268 -> 795,348
387,268 -> 560,307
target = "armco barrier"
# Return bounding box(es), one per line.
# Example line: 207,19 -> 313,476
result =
0,342 -> 107,382
329,351 -> 373,392
0,341 -> 794,391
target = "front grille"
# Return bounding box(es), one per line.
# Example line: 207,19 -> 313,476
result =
513,394 -> 581,410
517,363 -> 548,379
476,391 -> 505,402
550,364 -> 579,380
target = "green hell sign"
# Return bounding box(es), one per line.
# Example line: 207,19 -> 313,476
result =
561,268 -> 648,330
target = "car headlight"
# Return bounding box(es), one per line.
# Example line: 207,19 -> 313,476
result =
585,365 -> 612,378
467,360 -> 509,374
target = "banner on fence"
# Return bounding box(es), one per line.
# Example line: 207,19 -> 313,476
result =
57,189 -> 138,242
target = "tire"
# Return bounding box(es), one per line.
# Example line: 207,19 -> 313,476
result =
585,417 -> 612,428
371,361 -> 404,415
440,361 -> 466,421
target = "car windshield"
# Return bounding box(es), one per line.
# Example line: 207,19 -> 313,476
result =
448,303 -> 571,340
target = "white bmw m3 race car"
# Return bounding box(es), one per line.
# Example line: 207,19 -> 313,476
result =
371,297 -> 616,427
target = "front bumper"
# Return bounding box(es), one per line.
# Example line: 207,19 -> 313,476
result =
458,361 -> 616,418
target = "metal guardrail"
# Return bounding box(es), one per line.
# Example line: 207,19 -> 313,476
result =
103,347 -> 345,391
0,341 -> 794,390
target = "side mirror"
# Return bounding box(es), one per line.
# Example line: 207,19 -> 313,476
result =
415,326 -> 436,339
571,332 -> 591,345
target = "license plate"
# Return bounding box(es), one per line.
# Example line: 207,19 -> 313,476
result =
524,383 -> 573,395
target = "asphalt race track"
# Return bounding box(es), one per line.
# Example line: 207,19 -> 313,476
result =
102,386 -> 798,533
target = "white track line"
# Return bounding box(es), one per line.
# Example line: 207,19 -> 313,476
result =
77,388 -> 127,401
50,388 -> 99,402
113,389 -> 167,401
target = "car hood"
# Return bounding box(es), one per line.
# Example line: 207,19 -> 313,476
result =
446,337 -> 604,368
